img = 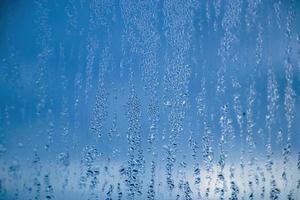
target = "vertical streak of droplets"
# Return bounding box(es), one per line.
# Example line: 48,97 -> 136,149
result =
245,0 -> 261,32
188,129 -> 201,197
162,0 -> 193,195
119,0 -> 154,198
57,152 -> 70,192
273,0 -> 282,30
79,146 -> 99,199
133,1 -> 160,199
232,79 -> 244,199
31,149 -> 42,200
255,21 -> 265,200
245,1 -> 263,198
119,1 -> 160,199
213,0 -> 221,32
239,1 -> 261,198
125,85 -> 145,199
64,0 -> 82,147
283,3 -> 296,198
89,80 -> 108,138
59,44 -> 70,138
246,80 -> 256,200
84,0 -> 110,104
32,1 -> 53,199
34,0 -> 53,117
216,0 -> 241,198
197,80 -> 214,198
84,35 -> 98,104
196,2 -> 214,197
89,0 -> 115,140
265,60 -> 280,199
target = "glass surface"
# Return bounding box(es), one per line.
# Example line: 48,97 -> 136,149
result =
0,0 -> 300,199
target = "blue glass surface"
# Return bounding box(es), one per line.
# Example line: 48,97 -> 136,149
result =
0,0 -> 300,199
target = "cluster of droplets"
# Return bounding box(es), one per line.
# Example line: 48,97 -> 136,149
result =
147,161 -> 156,200
124,88 -> 145,199
90,83 -> 108,138
57,152 -> 70,191
31,150 -> 42,200
43,174 -> 54,199
79,145 -> 100,197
